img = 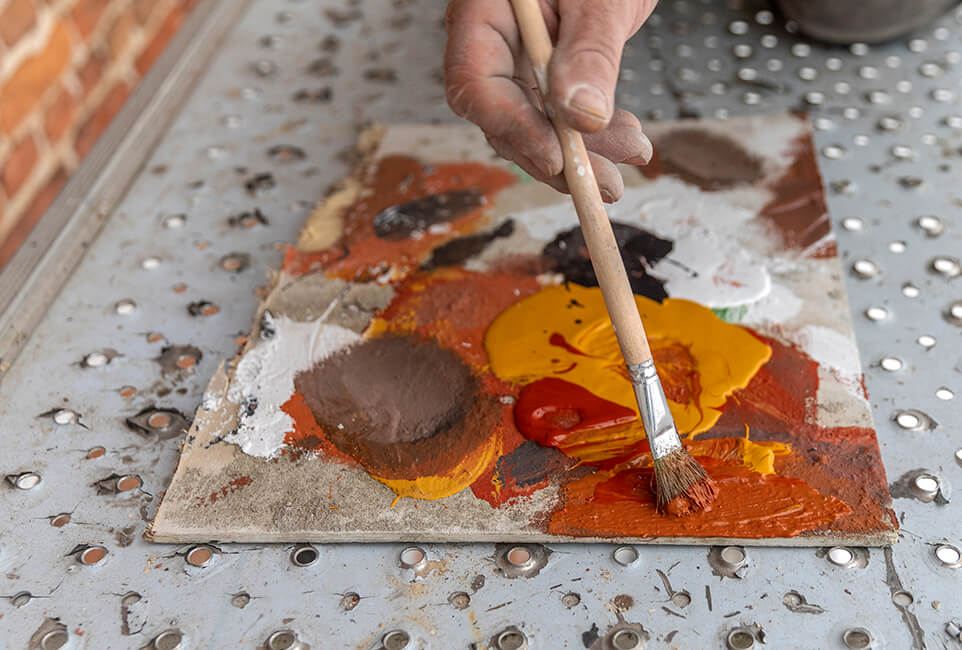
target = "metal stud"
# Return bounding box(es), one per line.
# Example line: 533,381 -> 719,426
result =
719,546 -> 746,568
888,241 -> 906,253
865,306 -> 888,321
449,591 -> 470,609
611,629 -> 644,650
152,629 -> 184,650
879,357 -> 903,371
495,627 -> 527,650
894,409 -> 937,431
841,217 -> 863,231
612,545 -> 639,566
916,335 -> 936,348
828,546 -> 857,567
115,299 -> 137,315
931,256 -> 961,277
935,387 -> 954,400
851,259 -> 878,278
79,545 -> 108,565
141,256 -> 162,270
399,545 -> 426,570
822,145 -> 846,160
935,544 -> 962,568
39,630 -> 69,650
290,543 -> 318,566
11,591 -> 31,607
8,471 -> 41,490
842,627 -> 874,649
561,592 -> 580,608
185,545 -> 214,567
266,629 -> 298,650
382,629 -> 411,650
727,627 -> 756,649
901,283 -> 920,298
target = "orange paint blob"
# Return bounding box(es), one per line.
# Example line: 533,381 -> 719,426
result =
284,156 -> 518,279
548,455 -> 850,539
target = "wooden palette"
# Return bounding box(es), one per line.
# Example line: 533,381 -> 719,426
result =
149,114 -> 897,545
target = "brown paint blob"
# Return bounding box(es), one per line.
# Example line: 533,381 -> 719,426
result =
642,128 -> 765,190
119,386 -> 136,398
147,413 -> 171,429
663,477 -> 720,517
295,336 -> 499,480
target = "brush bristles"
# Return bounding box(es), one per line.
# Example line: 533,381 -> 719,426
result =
652,447 -> 719,516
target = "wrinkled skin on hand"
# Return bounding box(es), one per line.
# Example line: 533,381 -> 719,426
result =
444,0 -> 658,202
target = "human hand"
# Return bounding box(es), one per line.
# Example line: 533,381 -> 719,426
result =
444,0 -> 657,202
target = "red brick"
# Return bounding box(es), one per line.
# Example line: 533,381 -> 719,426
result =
71,0 -> 108,38
74,82 -> 130,159
1,134 -> 38,197
0,166 -> 68,269
77,49 -> 106,98
0,0 -> 37,47
107,10 -> 137,58
135,6 -> 186,75
0,22 -> 72,132
44,84 -> 77,142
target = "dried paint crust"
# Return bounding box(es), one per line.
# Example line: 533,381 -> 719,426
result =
149,115 -> 897,545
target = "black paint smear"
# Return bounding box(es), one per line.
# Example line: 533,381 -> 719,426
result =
543,222 -> 674,302
244,173 -> 275,196
581,623 -> 600,648
422,219 -> 514,269
228,208 -> 270,228
373,189 -> 484,240
497,440 -> 572,488
292,87 -> 333,103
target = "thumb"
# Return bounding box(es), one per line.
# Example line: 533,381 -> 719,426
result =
547,0 -> 648,133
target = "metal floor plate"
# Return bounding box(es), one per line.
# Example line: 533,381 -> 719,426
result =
0,0 -> 960,648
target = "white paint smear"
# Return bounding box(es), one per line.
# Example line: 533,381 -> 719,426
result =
225,313 -> 360,458
795,325 -> 865,398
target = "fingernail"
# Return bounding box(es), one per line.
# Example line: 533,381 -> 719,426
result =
600,188 -> 614,203
625,131 -> 654,165
566,84 -> 610,123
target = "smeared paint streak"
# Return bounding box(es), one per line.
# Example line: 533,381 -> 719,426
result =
485,284 -> 772,438
194,476 -> 252,508
422,219 -> 514,269
883,547 -> 926,649
641,128 -> 765,191
543,223 -> 674,302
547,455 -> 850,538
759,132 -> 831,253
283,156 -> 517,279
496,440 -> 574,488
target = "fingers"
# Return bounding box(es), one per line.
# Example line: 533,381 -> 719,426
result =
548,0 -> 655,132
444,0 -> 563,178
582,109 -> 653,166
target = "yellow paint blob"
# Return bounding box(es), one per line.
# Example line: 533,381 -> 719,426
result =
372,427 -> 503,501
484,284 -> 772,438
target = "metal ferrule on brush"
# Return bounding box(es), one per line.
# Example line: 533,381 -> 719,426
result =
628,359 -> 684,461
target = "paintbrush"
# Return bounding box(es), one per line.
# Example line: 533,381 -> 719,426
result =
508,0 -> 718,516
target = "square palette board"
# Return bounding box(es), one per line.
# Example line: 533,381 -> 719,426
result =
148,113 -> 898,546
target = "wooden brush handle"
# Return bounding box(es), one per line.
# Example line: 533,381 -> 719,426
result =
509,0 -> 652,365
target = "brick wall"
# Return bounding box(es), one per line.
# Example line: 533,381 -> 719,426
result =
0,0 -> 198,268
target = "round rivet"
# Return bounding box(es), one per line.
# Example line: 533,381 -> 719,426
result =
901,284 -> 920,298
141,256 -> 161,270
935,544 -> 962,568
841,217 -> 863,231
116,475 -> 142,492
506,546 -> 532,567
797,66 -> 817,81
80,545 -> 108,565
13,472 -> 41,490
728,20 -> 748,35
51,513 -> 71,527
917,335 -> 936,348
913,474 -> 939,498
87,446 -> 106,459
936,387 -> 954,400
382,629 -> 411,650
496,628 -> 527,650
850,42 -> 869,55
267,629 -> 297,650
865,307 -> 888,321
858,65 -> 878,79
888,241 -> 906,253
148,412 -> 171,429
766,58 -> 782,72
231,592 -> 251,608
720,546 -> 746,568
826,57 -> 842,70
791,43 -> 811,57
115,299 -> 137,315
449,591 -> 470,610
880,357 -> 903,371
399,545 -> 426,569
186,545 -> 214,567
931,257 -> 961,277
339,592 -> 360,611
843,627 -> 873,649
39,630 -> 69,650
11,591 -> 31,607
53,409 -> 78,425
727,628 -> 755,649
945,116 -> 962,129
878,116 -> 902,131
827,546 -> 856,567
672,591 -> 692,608
891,144 -> 914,159
822,145 -> 846,160
813,117 -> 834,131
163,214 -> 186,228
84,352 -> 109,367
561,592 -> 580,608
152,629 -> 184,650
611,629 -> 643,650
761,34 -> 777,48
291,543 -> 318,566
612,545 -> 639,566
892,590 -> 914,606
949,302 -> 962,324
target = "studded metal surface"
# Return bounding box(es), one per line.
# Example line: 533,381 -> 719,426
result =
1,0 -> 960,647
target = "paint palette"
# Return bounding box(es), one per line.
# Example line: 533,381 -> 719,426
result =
149,114 -> 897,545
